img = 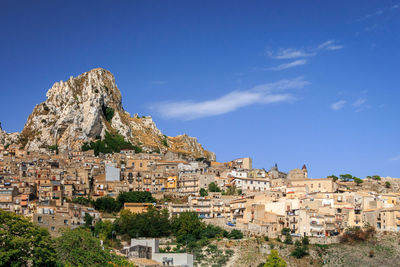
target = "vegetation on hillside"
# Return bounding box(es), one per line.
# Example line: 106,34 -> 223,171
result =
0,210 -> 133,267
82,131 -> 142,155
0,210 -> 56,266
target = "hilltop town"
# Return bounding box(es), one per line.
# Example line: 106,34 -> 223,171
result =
1,69 -> 400,267
1,143 -> 400,266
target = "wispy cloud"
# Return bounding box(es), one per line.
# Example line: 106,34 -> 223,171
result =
317,40 -> 344,51
268,59 -> 307,71
152,77 -> 309,120
151,81 -> 168,85
267,40 -> 343,61
353,97 -> 367,107
391,155 -> 400,161
353,97 -> 370,112
267,49 -> 316,59
331,100 -> 346,111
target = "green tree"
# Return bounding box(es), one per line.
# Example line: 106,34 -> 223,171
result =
302,236 -> 310,245
353,177 -> 364,186
327,175 -> 338,182
171,212 -> 205,244
371,175 -> 381,181
84,213 -> 93,227
385,181 -> 391,188
94,220 -> 114,241
290,243 -> 308,258
228,229 -> 244,239
56,228 -> 133,266
94,196 -> 120,213
199,188 -> 208,197
115,208 -> 171,238
71,196 -> 94,206
208,182 -> 221,192
117,191 -> 156,208
339,174 -> 354,182
284,233 -> 293,244
0,210 -> 56,266
264,250 -> 287,267
281,227 -> 291,235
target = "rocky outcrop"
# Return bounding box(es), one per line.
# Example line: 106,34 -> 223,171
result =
0,122 -> 20,146
16,68 -> 215,160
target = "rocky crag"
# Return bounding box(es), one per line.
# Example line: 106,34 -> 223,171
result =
3,68 -> 215,160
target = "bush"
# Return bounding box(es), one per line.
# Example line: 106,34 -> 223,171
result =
302,236 -> 310,245
228,229 -> 243,239
161,135 -> 169,147
340,226 -> 375,243
290,244 -> 308,259
385,181 -> 391,188
199,188 -> 208,197
103,107 -> 115,122
264,250 -> 286,267
208,182 -> 221,192
281,227 -> 291,235
284,233 -> 293,244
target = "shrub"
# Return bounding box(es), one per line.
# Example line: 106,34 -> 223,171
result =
102,106 -> 115,122
228,229 -> 243,239
385,181 -> 391,188
199,188 -> 208,197
281,228 -> 291,235
340,226 -> 376,243
302,236 -> 310,245
208,182 -> 221,193
290,244 -> 308,258
264,250 -> 286,267
161,135 -> 169,147
284,233 -> 293,244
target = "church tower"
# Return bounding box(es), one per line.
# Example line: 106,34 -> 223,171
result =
302,164 -> 308,179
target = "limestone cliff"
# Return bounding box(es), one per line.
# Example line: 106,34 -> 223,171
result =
16,68 -> 215,160
0,123 -> 20,146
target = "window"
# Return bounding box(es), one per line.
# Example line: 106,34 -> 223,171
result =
64,220 -> 68,225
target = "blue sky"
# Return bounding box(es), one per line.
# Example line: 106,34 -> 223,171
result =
1,1 -> 399,178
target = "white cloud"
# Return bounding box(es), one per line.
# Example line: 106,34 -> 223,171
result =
391,155 -> 400,161
267,40 -> 343,61
267,49 -> 316,59
317,40 -> 344,51
331,100 -> 346,110
353,97 -> 367,107
392,4 -> 399,9
152,78 -> 309,120
268,59 -> 307,71
353,97 -> 368,112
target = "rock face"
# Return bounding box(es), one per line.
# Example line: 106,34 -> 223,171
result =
0,123 -> 20,146
15,68 -> 215,160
